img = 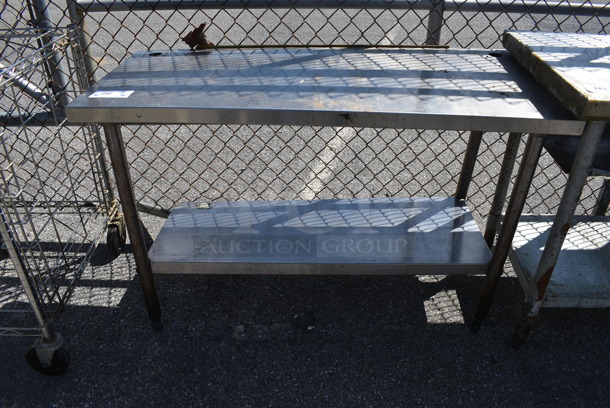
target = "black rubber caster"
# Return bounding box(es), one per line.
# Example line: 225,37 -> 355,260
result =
25,338 -> 70,376
107,213 -> 126,256
511,315 -> 536,349
293,311 -> 316,330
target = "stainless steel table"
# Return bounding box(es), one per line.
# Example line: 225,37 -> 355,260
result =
66,46 -> 585,326
472,32 -> 610,345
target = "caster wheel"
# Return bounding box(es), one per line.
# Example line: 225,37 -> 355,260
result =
26,346 -> 70,376
293,311 -> 316,330
511,315 -> 536,349
107,221 -> 126,257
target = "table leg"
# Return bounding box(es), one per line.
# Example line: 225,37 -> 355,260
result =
470,133 -> 545,332
593,179 -> 610,216
483,133 -> 522,247
512,120 -> 605,347
102,124 -> 162,327
455,131 -> 483,200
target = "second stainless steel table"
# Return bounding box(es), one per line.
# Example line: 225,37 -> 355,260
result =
472,32 -> 610,345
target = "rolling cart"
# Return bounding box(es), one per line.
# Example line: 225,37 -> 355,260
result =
0,27 -> 125,374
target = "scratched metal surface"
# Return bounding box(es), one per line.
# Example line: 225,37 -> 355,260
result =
503,31 -> 610,120
66,47 -> 583,135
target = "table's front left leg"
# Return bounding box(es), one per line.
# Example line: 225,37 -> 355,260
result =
102,124 -> 162,328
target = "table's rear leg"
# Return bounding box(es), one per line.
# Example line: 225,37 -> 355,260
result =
455,131 -> 483,200
483,133 -> 522,248
593,179 -> 610,216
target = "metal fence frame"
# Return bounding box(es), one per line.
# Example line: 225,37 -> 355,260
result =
70,0 -> 610,44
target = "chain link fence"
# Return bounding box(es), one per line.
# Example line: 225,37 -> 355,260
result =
2,1 -> 610,224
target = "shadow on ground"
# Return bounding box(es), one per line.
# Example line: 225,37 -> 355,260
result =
1,242 -> 609,407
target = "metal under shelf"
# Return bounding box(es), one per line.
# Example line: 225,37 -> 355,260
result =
510,215 -> 610,308
149,197 -> 492,275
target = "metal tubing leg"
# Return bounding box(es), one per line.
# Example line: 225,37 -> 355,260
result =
0,208 -> 56,342
470,134 -> 545,332
67,0 -> 97,83
102,125 -> 162,326
425,0 -> 446,45
484,133 -> 522,247
0,61 -> 51,106
593,178 -> 610,216
512,121 -> 606,347
455,131 -> 483,200
30,0 -> 71,111
137,201 -> 171,219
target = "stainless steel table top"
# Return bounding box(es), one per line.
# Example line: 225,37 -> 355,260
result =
66,47 -> 583,135
504,31 -> 610,120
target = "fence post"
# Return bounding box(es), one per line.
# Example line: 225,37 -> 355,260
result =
29,0 -> 71,112
67,0 -> 97,83
426,0 -> 445,45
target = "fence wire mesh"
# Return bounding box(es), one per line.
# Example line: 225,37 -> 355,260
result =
2,0 -> 609,228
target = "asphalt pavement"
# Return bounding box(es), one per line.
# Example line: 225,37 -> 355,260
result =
1,211 -> 609,407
